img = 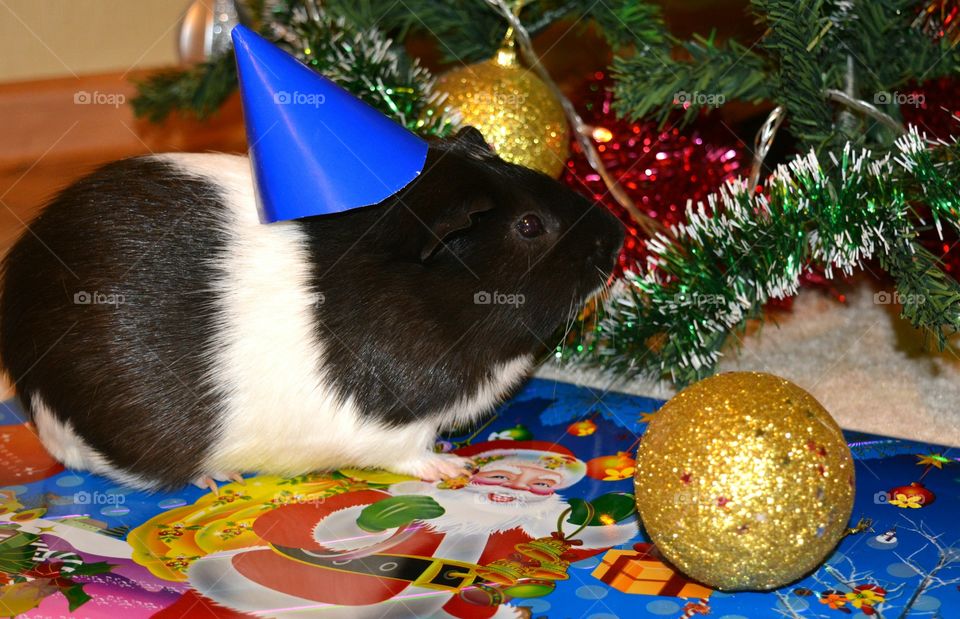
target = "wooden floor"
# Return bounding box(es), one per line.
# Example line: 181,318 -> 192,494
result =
0,70 -> 248,396
0,70 -> 247,221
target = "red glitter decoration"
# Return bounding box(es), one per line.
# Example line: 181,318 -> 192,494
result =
902,77 -> 960,143
562,72 -> 747,277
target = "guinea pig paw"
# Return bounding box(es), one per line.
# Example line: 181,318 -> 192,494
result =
192,472 -> 245,495
398,454 -> 475,482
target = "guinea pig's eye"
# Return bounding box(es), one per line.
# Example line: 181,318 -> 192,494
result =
516,213 -> 545,238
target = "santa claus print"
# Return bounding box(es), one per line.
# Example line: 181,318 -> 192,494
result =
186,441 -> 638,618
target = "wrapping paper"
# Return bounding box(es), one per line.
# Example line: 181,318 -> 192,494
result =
0,379 -> 957,618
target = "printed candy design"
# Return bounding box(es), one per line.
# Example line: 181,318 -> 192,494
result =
887,482 -> 936,509
586,452 -> 637,481
846,584 -> 887,614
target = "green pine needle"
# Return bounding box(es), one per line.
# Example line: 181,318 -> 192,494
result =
131,53 -> 238,123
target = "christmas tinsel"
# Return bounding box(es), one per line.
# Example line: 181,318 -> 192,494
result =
267,2 -> 458,136
567,0 -> 960,384
564,127 -> 960,385
132,1 -> 458,137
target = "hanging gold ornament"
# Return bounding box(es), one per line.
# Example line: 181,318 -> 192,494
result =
633,372 -> 856,591
435,29 -> 569,177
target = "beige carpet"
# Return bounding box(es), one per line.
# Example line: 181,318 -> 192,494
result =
539,282 -> 960,448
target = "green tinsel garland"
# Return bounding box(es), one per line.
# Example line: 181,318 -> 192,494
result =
564,128 -> 960,385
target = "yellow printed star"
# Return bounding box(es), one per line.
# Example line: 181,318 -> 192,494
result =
36,526 -> 56,533
639,411 -> 657,423
916,453 -> 950,469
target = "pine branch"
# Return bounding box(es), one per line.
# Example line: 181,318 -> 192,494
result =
367,0 -> 506,64
880,241 -> 960,349
268,3 -> 459,136
826,0 -> 960,92
815,0 -> 960,147
585,0 -> 669,50
612,33 -> 772,126
609,0 -> 960,151
131,52 -> 238,123
751,0 -> 837,150
132,1 -> 457,136
348,0 -> 588,65
312,0 -> 667,63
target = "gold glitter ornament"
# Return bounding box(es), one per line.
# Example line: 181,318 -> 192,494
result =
435,35 -> 569,177
633,372 -> 855,591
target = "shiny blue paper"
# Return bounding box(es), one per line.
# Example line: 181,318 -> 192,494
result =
4,379 -> 959,618
231,25 -> 428,223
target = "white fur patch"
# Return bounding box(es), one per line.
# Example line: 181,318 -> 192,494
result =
152,154 -> 534,480
31,394 -> 158,490
439,356 -> 532,430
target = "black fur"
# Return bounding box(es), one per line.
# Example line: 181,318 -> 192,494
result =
0,127 -> 624,487
0,158 -> 227,485
306,128 -> 624,425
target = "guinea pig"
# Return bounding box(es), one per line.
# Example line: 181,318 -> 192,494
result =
0,127 -> 624,490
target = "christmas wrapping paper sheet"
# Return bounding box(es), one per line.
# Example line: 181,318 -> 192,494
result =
0,378 -> 957,618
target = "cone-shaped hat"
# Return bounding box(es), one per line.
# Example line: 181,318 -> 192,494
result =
231,25 -> 428,223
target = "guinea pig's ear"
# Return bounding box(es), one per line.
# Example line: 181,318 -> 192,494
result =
451,126 -> 496,160
419,199 -> 495,262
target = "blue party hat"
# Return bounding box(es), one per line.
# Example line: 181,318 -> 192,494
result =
231,25 -> 428,223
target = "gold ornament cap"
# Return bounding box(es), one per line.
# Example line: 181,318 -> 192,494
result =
434,28 -> 569,177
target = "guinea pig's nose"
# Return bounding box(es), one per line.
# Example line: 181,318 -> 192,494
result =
595,235 -> 623,265
596,206 -> 625,254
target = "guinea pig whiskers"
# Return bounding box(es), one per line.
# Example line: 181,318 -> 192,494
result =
592,267 -> 614,301
557,291 -> 580,350
553,289 -> 586,363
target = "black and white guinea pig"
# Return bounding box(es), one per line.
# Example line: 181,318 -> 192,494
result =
0,127 -> 624,490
